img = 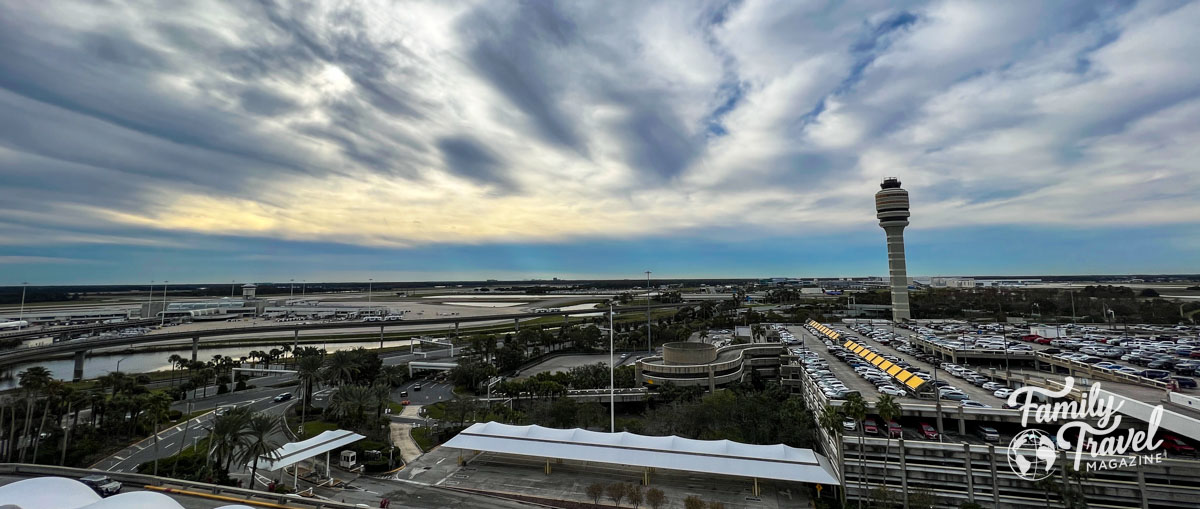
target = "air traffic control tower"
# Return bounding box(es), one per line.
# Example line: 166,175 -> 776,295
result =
875,178 -> 911,321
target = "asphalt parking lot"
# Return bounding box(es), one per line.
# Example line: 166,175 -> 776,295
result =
787,326 -> 889,400
832,326 -> 1008,405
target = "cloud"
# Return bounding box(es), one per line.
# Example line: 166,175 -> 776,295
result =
0,0 -> 1197,262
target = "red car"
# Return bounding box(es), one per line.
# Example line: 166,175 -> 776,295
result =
1036,337 -> 1053,345
1162,434 -> 1195,455
919,422 -> 939,440
887,420 -> 902,439
1021,335 -> 1041,342
863,419 -> 878,435
1189,351 -> 1200,359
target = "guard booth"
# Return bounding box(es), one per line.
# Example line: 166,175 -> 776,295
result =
340,450 -> 357,469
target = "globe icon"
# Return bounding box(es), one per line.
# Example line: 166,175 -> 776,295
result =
1007,429 -> 1059,481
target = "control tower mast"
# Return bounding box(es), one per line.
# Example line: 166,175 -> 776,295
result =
875,178 -> 911,321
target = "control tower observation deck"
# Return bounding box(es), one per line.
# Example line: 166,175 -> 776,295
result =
875,178 -> 911,321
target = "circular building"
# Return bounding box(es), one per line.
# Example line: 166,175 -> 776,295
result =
637,341 -> 783,391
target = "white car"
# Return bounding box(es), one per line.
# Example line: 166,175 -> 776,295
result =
993,388 -> 1013,398
842,417 -> 857,431
878,385 -> 906,396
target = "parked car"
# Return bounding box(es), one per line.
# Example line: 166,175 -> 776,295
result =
842,417 -> 857,432
273,392 -> 293,402
863,419 -> 879,435
1171,377 -> 1198,389
961,400 -> 991,408
993,388 -> 1014,399
413,384 -> 423,391
976,426 -> 1000,442
79,475 -> 122,497
878,385 -> 906,396
887,420 -> 903,439
1161,434 -> 1196,455
919,422 -> 939,440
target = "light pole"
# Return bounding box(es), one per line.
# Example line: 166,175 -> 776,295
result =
116,356 -> 128,373
231,280 -> 235,298
146,280 -> 155,319
609,302 -> 615,433
160,280 -> 170,327
290,279 -> 295,300
18,282 -> 27,330
302,280 -> 306,297
368,279 -> 373,306
644,270 -> 652,354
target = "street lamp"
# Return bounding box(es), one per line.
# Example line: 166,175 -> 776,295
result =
644,270 -> 652,354
116,357 -> 128,373
160,280 -> 170,327
146,280 -> 155,319
290,279 -> 295,300
18,282 -> 27,330
368,279 -> 373,305
609,301 -> 615,432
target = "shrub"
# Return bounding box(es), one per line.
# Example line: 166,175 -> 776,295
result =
586,483 -> 604,504
646,488 -> 667,509
607,483 -> 627,506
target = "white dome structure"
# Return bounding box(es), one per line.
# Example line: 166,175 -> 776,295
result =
0,476 -> 254,509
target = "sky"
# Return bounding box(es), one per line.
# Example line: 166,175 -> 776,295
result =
2,0 -> 1199,285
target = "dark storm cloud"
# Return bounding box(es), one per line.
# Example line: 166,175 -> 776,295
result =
458,2 -> 588,155
436,136 -> 512,190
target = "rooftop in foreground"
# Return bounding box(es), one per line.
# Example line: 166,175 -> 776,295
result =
441,422 -> 840,485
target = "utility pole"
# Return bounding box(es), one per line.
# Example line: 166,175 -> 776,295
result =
368,278 -> 373,306
146,281 -> 155,319
609,302 -> 615,433
160,280 -> 169,327
231,280 -> 235,297
18,282 -> 27,330
645,270 -> 652,354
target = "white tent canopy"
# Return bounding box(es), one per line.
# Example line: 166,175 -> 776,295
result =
0,476 -> 254,509
248,429 -> 365,472
442,422 -> 840,485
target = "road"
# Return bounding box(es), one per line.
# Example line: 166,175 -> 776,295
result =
93,380 -> 301,474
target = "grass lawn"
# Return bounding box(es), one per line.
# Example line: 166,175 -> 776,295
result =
387,400 -> 407,414
301,419 -> 339,437
410,426 -> 435,451
422,402 -> 447,420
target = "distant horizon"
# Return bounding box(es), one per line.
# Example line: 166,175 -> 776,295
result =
3,1 -> 1198,286
3,273 -> 1199,289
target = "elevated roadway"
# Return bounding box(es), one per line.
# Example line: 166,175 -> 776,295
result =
0,302 -> 697,381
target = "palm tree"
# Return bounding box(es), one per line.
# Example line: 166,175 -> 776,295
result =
322,350 -> 358,386
370,383 -> 392,419
328,385 -> 373,428
375,365 -> 407,388
17,367 -> 52,462
167,354 -> 184,386
144,391 -> 172,475
207,407 -> 252,480
31,380 -> 63,464
842,393 -> 868,509
751,324 -> 766,342
240,414 -> 283,489
874,394 -> 902,494
296,355 -> 323,406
